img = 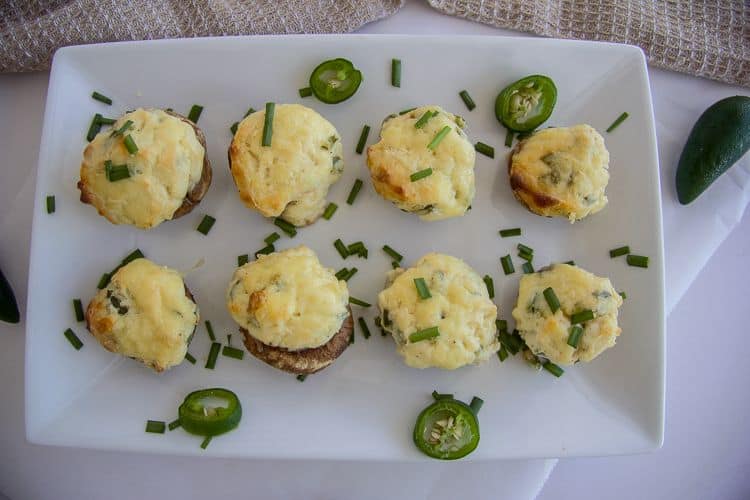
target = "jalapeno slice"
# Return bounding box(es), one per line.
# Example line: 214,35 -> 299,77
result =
495,75 -> 557,132
309,58 -> 363,104
413,398 -> 480,460
178,388 -> 242,437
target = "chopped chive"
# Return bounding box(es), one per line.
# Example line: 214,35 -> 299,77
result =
543,287 -> 560,313
414,110 -> 437,129
298,87 -> 313,98
274,217 -> 297,237
254,245 -> 274,257
483,275 -> 495,299
627,254 -> 649,268
345,268 -> 358,281
500,255 -> 515,275
358,317 -> 371,339
498,344 -> 509,362
609,246 -> 630,258
322,202 -> 338,220
105,161 -> 131,182
91,91 -> 112,105
619,291 -> 627,299
469,396 -> 484,414
349,296 -> 371,308
187,104 -> 203,123
505,129 -> 515,147
205,320 -> 216,341
264,232 -> 281,245
296,374 -> 307,382
427,126 -> 451,150
184,352 -> 196,364
196,215 -> 216,235
409,326 -> 440,343
522,261 -> 534,274
230,122 -> 239,135
571,309 -> 594,324
111,120 -> 133,137
496,319 -> 508,332
97,116 -> 116,125
121,249 -> 144,266
333,239 -> 349,258
46,195 -> 55,214
399,107 -> 417,115
97,273 -> 110,289
391,261 -> 399,269
335,268 -> 350,280
543,361 -> 564,377
567,325 -> 584,348
382,245 -> 403,262
564,260 -> 576,266
410,168 -> 433,182
458,90 -> 476,111
168,418 -> 181,431
261,102 -> 275,147
517,243 -> 534,255
606,112 -> 629,133
205,342 -> 221,369
347,241 -> 365,255
73,299 -> 84,322
123,134 -> 138,154
499,228 -> 522,238
63,328 -> 83,350
356,125 -> 371,154
432,390 -> 454,401
346,179 -> 364,205
518,250 -> 533,262
498,330 -> 523,354
474,141 -> 495,158
165,108 -> 173,112
413,277 -> 431,299
145,420 -> 165,434
237,254 -> 249,266
222,345 -> 245,360
200,435 -> 212,450
86,113 -> 103,141
244,107 -> 256,117
391,58 -> 401,87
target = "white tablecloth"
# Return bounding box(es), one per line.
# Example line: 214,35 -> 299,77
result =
1,1 -> 748,499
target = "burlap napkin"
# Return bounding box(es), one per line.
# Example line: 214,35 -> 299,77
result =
0,0 -> 403,73
427,0 -> 749,87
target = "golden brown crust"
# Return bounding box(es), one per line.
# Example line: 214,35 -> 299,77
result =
507,139 -> 558,214
241,307 -> 353,374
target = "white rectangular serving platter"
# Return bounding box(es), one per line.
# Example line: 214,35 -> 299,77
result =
26,35 -> 665,460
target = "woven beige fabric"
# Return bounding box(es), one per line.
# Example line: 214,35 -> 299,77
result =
0,0 -> 403,72
428,0 -> 750,87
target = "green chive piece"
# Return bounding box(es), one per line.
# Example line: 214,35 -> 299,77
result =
483,275 -> 495,299
264,232 -> 281,245
205,342 -> 220,369
609,246 -> 630,258
168,418 -> 181,431
121,249 -> 144,266
606,112 -> 629,133
333,239 -> 349,258
391,58 -> 401,87
543,361 -> 564,377
63,328 -> 83,350
345,268 -> 358,281
432,390 -> 454,401
274,217 -> 297,237
382,245 -> 403,262
414,110 -> 437,129
187,104 -> 203,123
564,260 -> 576,266
427,126 -> 451,150
322,202 -> 338,221
391,261 -> 399,269
91,91 -> 112,105
496,319 -> 508,332
244,107 -> 256,117
123,134 -> 138,154
498,331 -> 523,355
254,245 -> 274,257
237,254 -> 249,266
105,161 -> 131,182
73,299 -> 84,322
335,268 -> 350,280
196,215 -> 216,235
469,396 -> 484,414
399,107 -> 416,115
262,102 -> 275,147
474,141 -> 495,158
184,352 -> 196,364
518,250 -> 533,262
358,317 -> 371,339
347,241 -> 366,255
522,261 -> 534,274
543,287 -> 560,313
571,309 -> 594,324
410,168 -> 433,182
200,435 -> 212,450
86,113 -> 103,141
349,296 -> 371,308
499,228 -> 522,238
205,320 -> 216,341
46,195 -> 55,214
500,255 -> 515,275
296,374 -> 307,382
459,90 -> 476,111
97,273 -> 110,290
619,291 -> 627,299
222,345 -> 245,360
145,420 -> 165,434
356,125 -> 371,154
567,325 -> 584,348
230,122 -> 239,135
498,344 -> 509,362
414,277 -> 431,299
346,179 -> 364,205
505,129 -> 515,147
517,243 -> 534,255
409,326 -> 440,343
627,254 -> 649,268
298,87 -> 313,98
110,120 -> 133,137
97,116 -> 116,125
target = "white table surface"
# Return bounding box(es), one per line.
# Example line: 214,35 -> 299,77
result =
1,1 -> 749,499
